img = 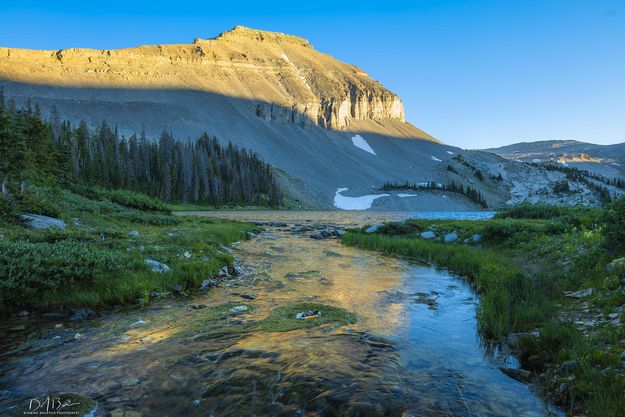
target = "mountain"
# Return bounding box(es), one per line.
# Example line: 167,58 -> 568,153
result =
1,26 -> 622,209
486,140 -> 625,180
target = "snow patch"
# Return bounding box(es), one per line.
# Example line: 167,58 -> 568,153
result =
334,188 -> 389,210
531,158 -> 542,163
398,193 -> 418,198
446,150 -> 454,155
351,135 -> 376,155
431,156 -> 442,162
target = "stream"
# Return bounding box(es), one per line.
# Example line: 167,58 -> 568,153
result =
0,211 -> 561,417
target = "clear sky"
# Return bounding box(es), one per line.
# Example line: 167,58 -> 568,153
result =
1,0 -> 623,149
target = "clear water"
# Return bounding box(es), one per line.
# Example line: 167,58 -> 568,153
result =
0,212 -> 560,417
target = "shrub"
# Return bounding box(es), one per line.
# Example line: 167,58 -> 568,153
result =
15,187 -> 61,217
102,188 -> 170,213
496,204 -> 600,230
0,195 -> 17,222
108,210 -> 180,226
68,183 -> 170,213
0,239 -> 134,309
601,196 -> 625,254
378,222 -> 418,236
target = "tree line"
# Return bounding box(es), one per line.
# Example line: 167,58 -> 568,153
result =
0,89 -> 282,207
381,180 -> 488,208
540,163 -> 618,205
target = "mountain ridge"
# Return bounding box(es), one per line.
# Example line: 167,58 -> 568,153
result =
2,26 -> 622,209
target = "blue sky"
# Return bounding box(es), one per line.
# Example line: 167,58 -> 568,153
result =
0,0 -> 623,148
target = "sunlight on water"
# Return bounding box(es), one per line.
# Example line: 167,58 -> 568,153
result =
0,212 -> 560,417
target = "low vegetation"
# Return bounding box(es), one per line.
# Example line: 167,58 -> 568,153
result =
342,202 -> 625,416
0,185 -> 254,312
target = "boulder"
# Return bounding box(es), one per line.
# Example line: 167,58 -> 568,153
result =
310,233 -> 324,240
218,266 -> 231,278
240,294 -> 256,300
128,230 -> 139,237
199,279 -> 218,290
444,232 -> 458,243
472,234 -> 481,242
19,214 -> 66,230
365,224 -> 383,234
421,231 -> 436,239
228,305 -> 249,314
563,288 -> 594,299
145,258 -> 172,273
219,245 -> 234,255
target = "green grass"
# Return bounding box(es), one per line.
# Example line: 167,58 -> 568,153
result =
341,204 -> 625,416
258,302 -> 357,332
0,185 -> 255,312
342,231 -> 549,338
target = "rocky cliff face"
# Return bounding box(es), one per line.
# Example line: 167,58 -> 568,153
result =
0,26 -> 405,131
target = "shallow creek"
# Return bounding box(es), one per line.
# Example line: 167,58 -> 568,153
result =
1,211 -> 561,416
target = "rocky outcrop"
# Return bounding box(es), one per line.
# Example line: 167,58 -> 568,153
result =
0,26 -> 404,131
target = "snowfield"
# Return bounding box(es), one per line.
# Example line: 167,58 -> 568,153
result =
397,193 -> 418,198
351,135 -> 376,155
431,156 -> 442,162
446,150 -> 454,155
333,188 -> 389,210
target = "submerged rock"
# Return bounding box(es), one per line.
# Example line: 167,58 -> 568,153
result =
145,258 -> 172,273
70,309 -> 96,322
500,367 -> 532,382
19,213 -> 66,230
295,310 -> 321,320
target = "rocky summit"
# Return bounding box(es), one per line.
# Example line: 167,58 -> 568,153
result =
1,26 -> 622,209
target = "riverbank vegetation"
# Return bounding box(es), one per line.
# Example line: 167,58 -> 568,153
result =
0,184 -> 254,313
342,202 -> 625,416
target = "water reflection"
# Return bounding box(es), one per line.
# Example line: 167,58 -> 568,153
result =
0,213 -> 559,417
